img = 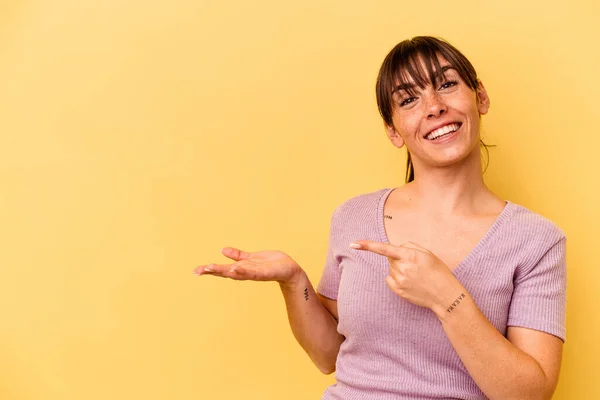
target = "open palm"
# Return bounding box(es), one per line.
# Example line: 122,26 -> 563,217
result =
193,247 -> 301,284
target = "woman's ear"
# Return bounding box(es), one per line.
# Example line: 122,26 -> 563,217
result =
476,79 -> 490,115
385,122 -> 405,148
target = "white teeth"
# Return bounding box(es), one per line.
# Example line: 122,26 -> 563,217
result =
425,123 -> 460,140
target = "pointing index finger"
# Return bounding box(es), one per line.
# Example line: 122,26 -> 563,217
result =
349,240 -> 406,259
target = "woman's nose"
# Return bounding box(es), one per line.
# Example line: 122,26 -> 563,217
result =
424,91 -> 447,118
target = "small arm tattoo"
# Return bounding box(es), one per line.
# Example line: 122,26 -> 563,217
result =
304,287 -> 309,301
446,293 -> 466,313
384,214 -> 393,219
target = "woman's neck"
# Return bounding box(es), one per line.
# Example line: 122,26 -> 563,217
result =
403,152 -> 497,217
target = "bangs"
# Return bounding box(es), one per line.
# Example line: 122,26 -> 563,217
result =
392,47 -> 445,98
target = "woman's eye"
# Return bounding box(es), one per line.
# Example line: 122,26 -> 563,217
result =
440,80 -> 458,90
400,97 -> 416,107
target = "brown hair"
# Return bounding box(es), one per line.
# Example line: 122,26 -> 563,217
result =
375,36 -> 493,183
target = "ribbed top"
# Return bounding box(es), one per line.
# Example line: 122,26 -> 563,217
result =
317,187 -> 566,400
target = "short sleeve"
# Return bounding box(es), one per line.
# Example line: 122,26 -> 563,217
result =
316,207 -> 342,300
507,236 -> 567,342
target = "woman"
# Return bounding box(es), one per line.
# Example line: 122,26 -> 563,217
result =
193,36 -> 566,400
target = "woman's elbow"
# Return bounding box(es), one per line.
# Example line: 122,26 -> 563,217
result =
316,361 -> 336,375
311,352 -> 337,375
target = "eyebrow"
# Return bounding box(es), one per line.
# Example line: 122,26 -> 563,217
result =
391,65 -> 456,94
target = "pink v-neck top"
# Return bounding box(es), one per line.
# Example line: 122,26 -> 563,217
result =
317,187 -> 566,400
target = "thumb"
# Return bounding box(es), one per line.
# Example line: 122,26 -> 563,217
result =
400,241 -> 426,251
221,246 -> 252,261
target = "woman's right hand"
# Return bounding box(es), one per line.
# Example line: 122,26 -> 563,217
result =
193,247 -> 303,287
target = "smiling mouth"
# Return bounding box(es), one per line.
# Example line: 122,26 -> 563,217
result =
425,123 -> 462,140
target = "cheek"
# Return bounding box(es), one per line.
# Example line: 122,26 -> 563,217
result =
463,93 -> 481,115
392,114 -> 420,138
469,103 -> 483,123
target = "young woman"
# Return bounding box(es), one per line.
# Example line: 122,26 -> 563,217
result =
193,36 -> 566,400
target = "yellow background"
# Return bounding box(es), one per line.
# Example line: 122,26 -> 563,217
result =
1,0 -> 598,398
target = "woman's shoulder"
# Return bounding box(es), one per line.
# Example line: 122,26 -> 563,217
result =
332,187 -> 391,216
504,200 -> 566,244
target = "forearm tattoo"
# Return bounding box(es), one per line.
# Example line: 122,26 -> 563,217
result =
446,293 -> 466,313
384,214 -> 393,219
304,287 -> 309,301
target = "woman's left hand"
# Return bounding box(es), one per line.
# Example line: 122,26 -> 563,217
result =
350,240 -> 465,315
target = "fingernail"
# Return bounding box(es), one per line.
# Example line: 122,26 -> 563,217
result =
192,272 -> 200,276
349,242 -> 362,249
204,264 -> 214,272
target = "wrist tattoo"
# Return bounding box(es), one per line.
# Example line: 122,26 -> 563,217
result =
304,287 -> 309,301
384,214 -> 393,219
446,293 -> 466,313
